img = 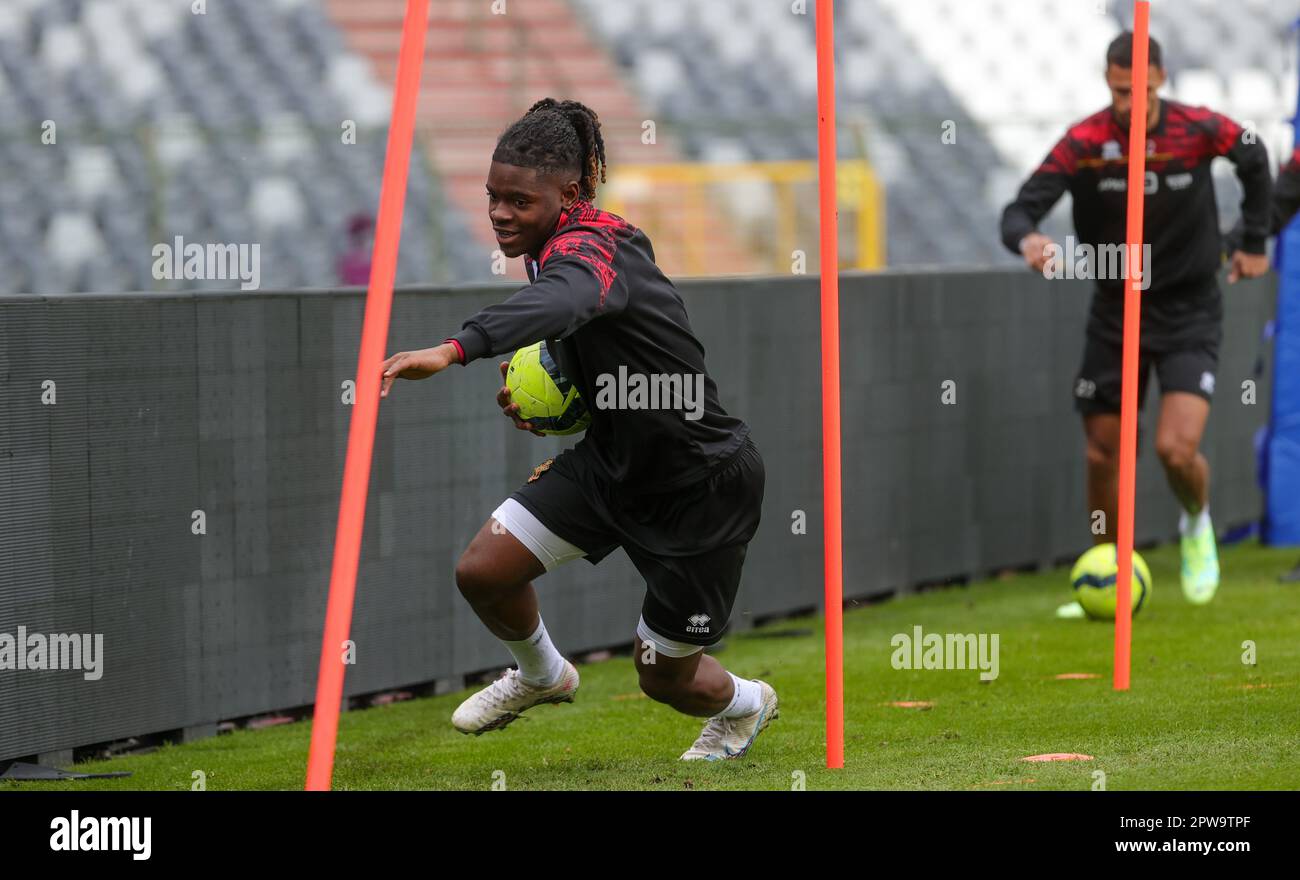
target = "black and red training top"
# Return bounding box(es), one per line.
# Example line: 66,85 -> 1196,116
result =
444,200 -> 749,494
1001,99 -> 1272,342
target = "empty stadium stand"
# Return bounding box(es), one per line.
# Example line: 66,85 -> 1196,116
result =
1,0 -> 1294,295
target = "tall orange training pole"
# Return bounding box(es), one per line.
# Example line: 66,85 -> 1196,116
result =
306,0 -> 430,791
1115,2 -> 1151,691
815,0 -> 844,768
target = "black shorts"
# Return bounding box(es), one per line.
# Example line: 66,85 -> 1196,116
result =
503,435 -> 765,651
1072,328 -> 1221,416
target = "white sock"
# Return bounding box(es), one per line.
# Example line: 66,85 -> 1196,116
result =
1179,505 -> 1211,538
720,673 -> 763,718
503,617 -> 566,686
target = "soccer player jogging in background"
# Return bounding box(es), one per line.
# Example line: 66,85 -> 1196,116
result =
378,99 -> 777,760
1000,32 -> 1273,615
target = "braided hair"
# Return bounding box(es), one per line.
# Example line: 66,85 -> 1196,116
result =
492,98 -> 607,201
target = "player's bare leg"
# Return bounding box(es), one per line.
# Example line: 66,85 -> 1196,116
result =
633,641 -> 732,717
1154,391 -> 1211,515
1083,412 -> 1121,545
634,636 -> 778,760
450,518 -> 580,734
1056,413 -> 1124,618
1155,392 -> 1219,603
454,518 -> 546,640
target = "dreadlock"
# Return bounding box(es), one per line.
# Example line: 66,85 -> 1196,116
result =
492,98 -> 607,201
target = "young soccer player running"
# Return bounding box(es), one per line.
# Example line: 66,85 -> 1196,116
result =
1000,32 -> 1273,614
379,99 -> 777,760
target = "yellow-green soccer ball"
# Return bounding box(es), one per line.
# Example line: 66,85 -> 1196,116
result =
1070,542 -> 1152,621
506,341 -> 591,436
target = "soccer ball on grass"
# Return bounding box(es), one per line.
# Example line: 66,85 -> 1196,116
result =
1070,542 -> 1152,621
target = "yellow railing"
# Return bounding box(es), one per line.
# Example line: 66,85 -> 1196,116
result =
600,159 -> 885,276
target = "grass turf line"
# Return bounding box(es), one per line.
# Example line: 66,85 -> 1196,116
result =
4,540 -> 1297,791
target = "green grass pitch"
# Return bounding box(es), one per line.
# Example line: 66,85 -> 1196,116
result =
5,539 -> 1298,791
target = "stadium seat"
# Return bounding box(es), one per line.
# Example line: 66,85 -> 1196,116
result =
0,0 -> 476,295
46,211 -> 105,271
65,146 -> 119,207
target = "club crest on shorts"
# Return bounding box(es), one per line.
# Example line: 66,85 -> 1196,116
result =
527,458 -> 555,483
1200,371 -> 1215,395
686,613 -> 711,634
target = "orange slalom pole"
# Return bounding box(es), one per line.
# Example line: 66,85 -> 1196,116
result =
815,0 -> 844,768
305,0 -> 430,791
1115,1 -> 1151,692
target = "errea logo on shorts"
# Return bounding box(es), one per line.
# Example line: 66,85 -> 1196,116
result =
1200,372 -> 1216,395
686,614 -> 711,634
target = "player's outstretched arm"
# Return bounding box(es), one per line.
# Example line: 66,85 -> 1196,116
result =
449,251 -> 629,366
379,343 -> 460,398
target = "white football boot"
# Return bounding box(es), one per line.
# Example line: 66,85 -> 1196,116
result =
1180,513 -> 1220,605
452,659 -> 579,735
680,679 -> 779,761
1055,600 -> 1086,619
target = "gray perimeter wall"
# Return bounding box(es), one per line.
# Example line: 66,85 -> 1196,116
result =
0,269 -> 1276,761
